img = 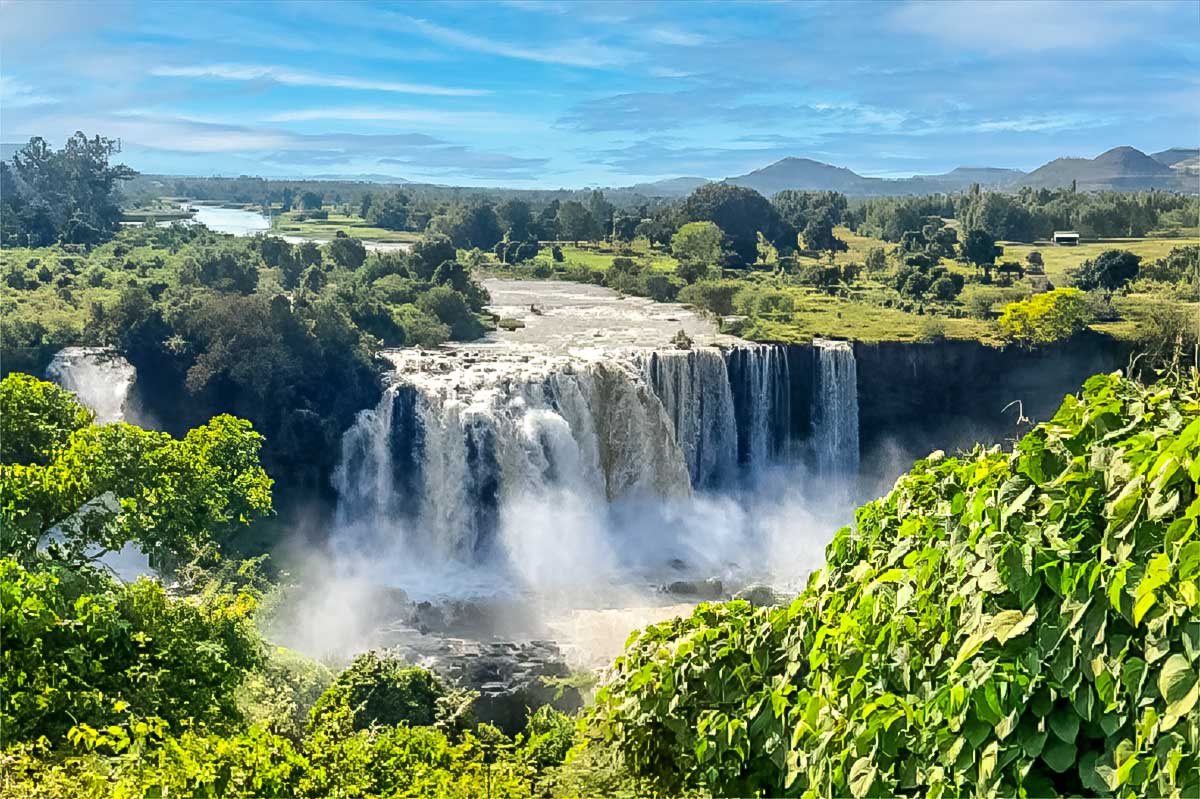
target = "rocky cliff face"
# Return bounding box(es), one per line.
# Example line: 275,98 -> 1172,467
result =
851,332 -> 1131,487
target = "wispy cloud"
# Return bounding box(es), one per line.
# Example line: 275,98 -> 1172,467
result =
261,106 -> 531,131
400,16 -> 634,68
644,26 -> 709,47
150,63 -> 488,97
0,76 -> 59,108
889,0 -> 1171,54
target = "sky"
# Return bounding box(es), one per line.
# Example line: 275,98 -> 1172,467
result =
1,0 -> 1197,187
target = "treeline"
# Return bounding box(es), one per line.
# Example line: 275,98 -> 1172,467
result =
849,186 -> 1197,243
1,223 -> 491,505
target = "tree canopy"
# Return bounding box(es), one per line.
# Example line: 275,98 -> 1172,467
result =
0,133 -> 136,247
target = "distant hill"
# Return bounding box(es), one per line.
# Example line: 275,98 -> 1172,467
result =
620,176 -> 709,197
725,157 -> 874,195
1019,146 -> 1186,191
723,158 -> 1026,196
1151,148 -> 1200,168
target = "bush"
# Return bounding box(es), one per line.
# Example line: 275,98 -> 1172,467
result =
1072,249 -> 1141,293
0,558 -> 264,745
997,287 -> 1091,347
677,279 -> 743,317
592,372 -> 1200,798
308,652 -> 453,736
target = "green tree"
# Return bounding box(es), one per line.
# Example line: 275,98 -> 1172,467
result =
864,246 -> 887,275
325,236 -> 367,270
670,221 -> 725,282
365,190 -> 409,231
960,228 -> 1003,277
555,201 -> 597,245
0,133 -> 136,247
680,183 -> 794,267
801,208 -> 848,254
417,286 -> 483,341
1,558 -> 266,744
0,373 -> 273,566
496,199 -> 533,242
996,287 -> 1091,346
593,372 -> 1200,799
1073,249 -> 1141,293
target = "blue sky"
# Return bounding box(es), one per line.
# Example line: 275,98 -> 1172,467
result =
2,0 -> 1197,187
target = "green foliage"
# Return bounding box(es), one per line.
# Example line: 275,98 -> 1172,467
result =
960,228 -> 1003,270
1073,249 -> 1142,293
308,652 -> 463,736
678,279 -> 742,317
680,183 -> 795,266
592,372 -> 1200,798
671,221 -> 727,275
0,372 -> 93,465
0,374 -> 273,566
997,287 -> 1092,347
238,647 -> 333,742
0,557 -> 265,745
1,133 -> 136,247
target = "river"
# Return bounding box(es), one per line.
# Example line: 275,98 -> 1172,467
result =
186,202 -> 413,252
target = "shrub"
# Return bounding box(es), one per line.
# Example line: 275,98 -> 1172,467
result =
1072,249 -> 1141,293
308,652 -> 458,736
997,287 -> 1091,347
0,558 -> 264,745
592,372 -> 1200,798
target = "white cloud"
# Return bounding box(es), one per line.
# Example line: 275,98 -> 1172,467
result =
400,16 -> 634,68
644,26 -> 709,47
150,63 -> 488,97
0,76 -> 58,107
890,0 -> 1171,54
261,106 -> 530,130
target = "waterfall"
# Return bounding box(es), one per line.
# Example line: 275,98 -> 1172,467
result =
641,348 -> 737,489
726,344 -> 792,469
333,350 -> 692,567
43,346 -> 150,581
812,339 -> 860,478
332,342 -> 809,585
45,347 -> 137,424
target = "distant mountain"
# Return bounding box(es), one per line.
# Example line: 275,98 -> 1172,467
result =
916,167 -> 1025,187
621,176 -> 709,197
303,173 -> 409,183
1151,148 -> 1199,168
723,158 -> 1025,196
1019,146 -> 1185,191
725,157 -> 873,195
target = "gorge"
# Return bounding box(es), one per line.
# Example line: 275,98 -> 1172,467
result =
45,279 -> 1131,663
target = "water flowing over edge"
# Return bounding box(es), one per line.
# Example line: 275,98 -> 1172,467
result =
330,341 -> 857,599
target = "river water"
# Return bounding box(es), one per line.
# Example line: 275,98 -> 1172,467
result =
186,202 -> 412,252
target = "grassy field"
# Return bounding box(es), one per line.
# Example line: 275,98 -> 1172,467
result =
270,211 -> 420,243
996,237 -> 1196,284
505,228 -> 1196,346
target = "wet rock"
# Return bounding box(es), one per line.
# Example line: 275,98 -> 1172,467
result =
734,583 -> 781,607
661,577 -> 725,599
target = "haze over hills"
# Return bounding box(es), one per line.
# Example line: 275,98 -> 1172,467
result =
720,146 -> 1197,197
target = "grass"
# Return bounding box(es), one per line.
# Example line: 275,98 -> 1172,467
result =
997,237 -> 1196,285
736,288 -> 998,345
270,211 -> 420,243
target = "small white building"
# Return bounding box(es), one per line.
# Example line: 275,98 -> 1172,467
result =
1052,231 -> 1080,246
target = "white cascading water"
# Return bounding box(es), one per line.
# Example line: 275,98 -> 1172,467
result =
45,347 -> 137,423
331,343 -> 802,592
726,344 -> 792,469
812,338 -> 860,479
641,348 -> 737,489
